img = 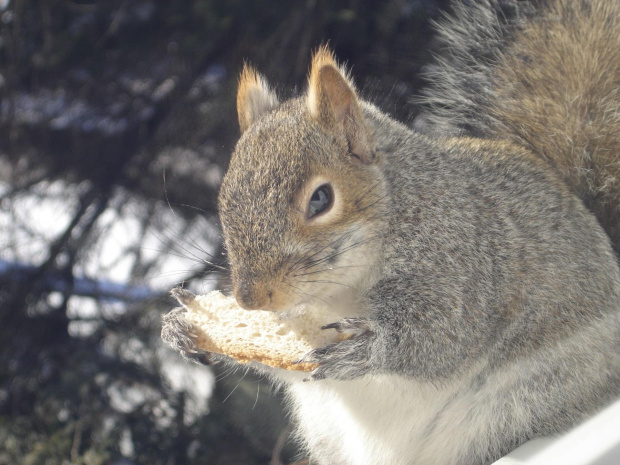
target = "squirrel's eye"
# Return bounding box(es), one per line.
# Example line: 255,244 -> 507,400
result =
308,184 -> 333,218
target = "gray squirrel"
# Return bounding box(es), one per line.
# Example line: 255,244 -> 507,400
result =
162,0 -> 620,463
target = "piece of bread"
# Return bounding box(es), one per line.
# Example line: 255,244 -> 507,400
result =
170,289 -> 342,372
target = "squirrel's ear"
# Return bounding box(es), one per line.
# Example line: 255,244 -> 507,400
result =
306,46 -> 374,164
237,64 -> 279,133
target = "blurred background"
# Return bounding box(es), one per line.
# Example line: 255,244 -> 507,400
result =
0,0 -> 450,463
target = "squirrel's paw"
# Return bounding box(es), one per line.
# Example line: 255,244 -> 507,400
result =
298,318 -> 374,381
161,306 -> 215,366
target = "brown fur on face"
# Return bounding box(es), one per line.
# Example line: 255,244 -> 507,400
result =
219,54 -> 387,311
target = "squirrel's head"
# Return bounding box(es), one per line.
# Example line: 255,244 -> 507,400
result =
219,47 -> 387,311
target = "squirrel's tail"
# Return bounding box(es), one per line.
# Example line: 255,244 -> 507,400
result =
420,0 -> 620,253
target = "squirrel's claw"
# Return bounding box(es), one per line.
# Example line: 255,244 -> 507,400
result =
161,306 -> 216,366
303,371 -> 324,382
170,287 -> 196,307
299,319 -> 376,381
321,317 -> 371,337
297,343 -> 339,365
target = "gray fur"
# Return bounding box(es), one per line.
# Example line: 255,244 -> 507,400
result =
418,0 -> 535,136
162,0 -> 620,463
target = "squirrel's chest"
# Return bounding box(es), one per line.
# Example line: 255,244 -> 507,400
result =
280,373 -> 498,465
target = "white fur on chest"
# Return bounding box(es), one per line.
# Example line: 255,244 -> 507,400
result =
276,371 -> 487,465
268,320 -> 619,465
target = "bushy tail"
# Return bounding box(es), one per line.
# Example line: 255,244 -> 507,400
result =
420,0 -> 620,253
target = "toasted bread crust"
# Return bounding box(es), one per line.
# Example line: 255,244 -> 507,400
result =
175,290 -> 340,372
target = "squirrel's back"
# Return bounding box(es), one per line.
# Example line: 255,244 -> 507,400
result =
421,0 -> 620,253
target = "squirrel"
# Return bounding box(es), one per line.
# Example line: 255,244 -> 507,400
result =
163,0 -> 620,464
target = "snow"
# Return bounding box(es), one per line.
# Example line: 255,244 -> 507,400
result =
0,176 -> 218,419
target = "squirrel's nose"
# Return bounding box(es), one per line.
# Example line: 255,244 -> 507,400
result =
234,282 -> 272,310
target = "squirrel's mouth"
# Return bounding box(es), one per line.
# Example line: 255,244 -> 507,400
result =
233,276 -> 298,312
